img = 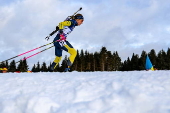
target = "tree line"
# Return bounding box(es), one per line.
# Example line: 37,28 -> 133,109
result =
122,48 -> 170,71
1,47 -> 170,72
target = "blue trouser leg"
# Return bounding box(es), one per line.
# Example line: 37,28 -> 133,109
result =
50,38 -> 77,71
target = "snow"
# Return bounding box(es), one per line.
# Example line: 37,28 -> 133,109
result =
0,71 -> 170,113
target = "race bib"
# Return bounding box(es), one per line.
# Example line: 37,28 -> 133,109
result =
59,40 -> 66,46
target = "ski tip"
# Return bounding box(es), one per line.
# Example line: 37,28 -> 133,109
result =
80,7 -> 82,10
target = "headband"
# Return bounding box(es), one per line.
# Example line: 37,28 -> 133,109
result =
74,16 -> 84,20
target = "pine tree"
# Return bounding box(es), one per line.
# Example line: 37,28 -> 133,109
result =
131,53 -> 139,70
148,49 -> 157,68
17,61 -> 22,72
120,60 -> 126,71
94,52 -> 100,71
5,61 -> 9,69
17,60 -> 23,72
166,48 -> 170,69
0,62 -> 6,68
89,53 -> 94,71
23,59 -> 28,72
84,51 -> 91,71
35,61 -> 41,72
105,51 -> 112,71
17,59 -> 28,72
47,62 -> 52,72
157,50 -> 166,70
113,51 -> 121,71
138,50 -> 147,70
100,47 -> 107,71
126,57 -> 131,71
32,64 -> 36,72
8,60 -> 16,72
41,62 -> 48,72
80,50 -> 85,71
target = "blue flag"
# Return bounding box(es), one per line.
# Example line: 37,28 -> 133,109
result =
145,55 -> 154,70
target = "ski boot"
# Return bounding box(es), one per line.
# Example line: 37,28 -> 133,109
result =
64,67 -> 70,72
50,62 -> 57,72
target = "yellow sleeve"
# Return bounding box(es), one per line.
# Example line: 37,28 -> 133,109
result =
59,21 -> 72,29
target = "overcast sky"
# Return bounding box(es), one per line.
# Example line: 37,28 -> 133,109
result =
1,0 -> 170,68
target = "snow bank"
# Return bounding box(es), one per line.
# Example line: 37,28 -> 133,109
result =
0,71 -> 170,113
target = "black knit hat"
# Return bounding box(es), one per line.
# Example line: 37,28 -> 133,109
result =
74,14 -> 84,20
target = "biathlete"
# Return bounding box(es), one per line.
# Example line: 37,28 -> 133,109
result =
50,14 -> 84,72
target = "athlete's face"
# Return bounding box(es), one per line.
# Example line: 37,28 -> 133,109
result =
76,19 -> 84,26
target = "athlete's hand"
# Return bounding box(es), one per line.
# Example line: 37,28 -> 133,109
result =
60,34 -> 66,41
45,36 -> 50,41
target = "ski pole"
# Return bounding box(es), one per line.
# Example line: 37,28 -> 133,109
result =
0,41 -> 55,63
45,7 -> 82,41
16,45 -> 54,63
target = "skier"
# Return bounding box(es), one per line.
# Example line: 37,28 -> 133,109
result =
50,14 -> 84,72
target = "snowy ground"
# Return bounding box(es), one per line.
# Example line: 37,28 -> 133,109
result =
0,71 -> 170,113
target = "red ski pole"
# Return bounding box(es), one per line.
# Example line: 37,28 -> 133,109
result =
15,45 -> 54,63
0,41 -> 54,63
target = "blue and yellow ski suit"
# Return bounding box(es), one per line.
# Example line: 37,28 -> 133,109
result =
51,19 -> 78,70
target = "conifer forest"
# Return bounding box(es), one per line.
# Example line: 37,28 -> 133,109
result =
1,47 -> 170,72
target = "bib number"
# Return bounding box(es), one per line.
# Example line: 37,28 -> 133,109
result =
59,40 -> 66,46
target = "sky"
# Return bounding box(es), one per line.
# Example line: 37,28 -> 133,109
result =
1,0 -> 170,67
0,71 -> 170,113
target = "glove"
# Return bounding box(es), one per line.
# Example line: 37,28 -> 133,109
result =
60,34 -> 66,41
45,36 -> 50,41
